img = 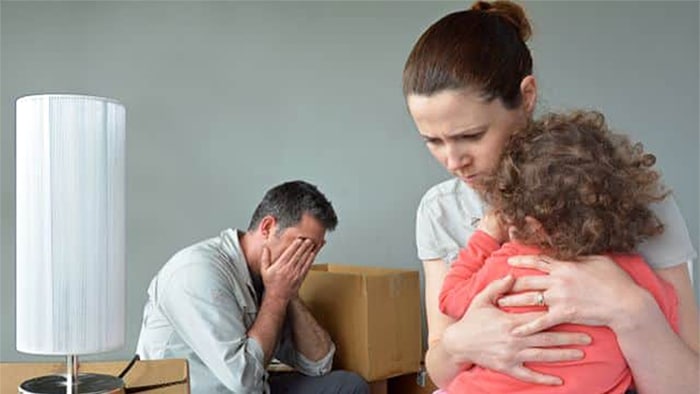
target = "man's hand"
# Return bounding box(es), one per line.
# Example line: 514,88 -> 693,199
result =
260,238 -> 316,302
249,238 -> 317,366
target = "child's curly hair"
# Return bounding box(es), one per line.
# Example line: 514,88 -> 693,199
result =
482,110 -> 667,260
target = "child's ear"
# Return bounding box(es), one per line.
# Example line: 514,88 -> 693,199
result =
524,216 -> 543,232
524,216 -> 553,246
507,225 -> 518,241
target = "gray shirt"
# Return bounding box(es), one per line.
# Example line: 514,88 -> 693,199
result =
416,178 -> 697,268
136,229 -> 334,393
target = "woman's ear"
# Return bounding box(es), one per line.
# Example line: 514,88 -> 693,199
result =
520,75 -> 537,114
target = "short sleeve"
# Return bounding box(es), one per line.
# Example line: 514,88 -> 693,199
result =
416,195 -> 443,261
415,180 -> 481,264
636,195 -> 697,269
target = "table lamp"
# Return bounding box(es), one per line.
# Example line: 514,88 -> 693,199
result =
16,94 -> 126,394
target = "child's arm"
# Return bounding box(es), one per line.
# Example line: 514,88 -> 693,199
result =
439,229 -> 502,318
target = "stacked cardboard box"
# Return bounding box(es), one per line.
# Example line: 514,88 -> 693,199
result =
299,264 -> 422,383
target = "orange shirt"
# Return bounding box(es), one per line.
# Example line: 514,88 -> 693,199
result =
440,231 -> 679,394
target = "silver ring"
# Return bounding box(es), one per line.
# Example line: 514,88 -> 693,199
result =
536,292 -> 545,306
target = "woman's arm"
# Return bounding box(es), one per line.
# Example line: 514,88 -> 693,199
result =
422,258 -> 590,388
656,263 -> 699,352
504,256 -> 699,394
423,258 -> 467,388
617,263 -> 698,394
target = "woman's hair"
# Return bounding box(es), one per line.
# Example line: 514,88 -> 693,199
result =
403,0 -> 533,109
482,111 -> 667,260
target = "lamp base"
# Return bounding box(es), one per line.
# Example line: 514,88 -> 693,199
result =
19,373 -> 124,394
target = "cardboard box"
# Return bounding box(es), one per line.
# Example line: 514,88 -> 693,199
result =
299,263 -> 422,382
0,359 -> 189,393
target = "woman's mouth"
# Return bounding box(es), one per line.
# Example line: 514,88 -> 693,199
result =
462,174 -> 479,184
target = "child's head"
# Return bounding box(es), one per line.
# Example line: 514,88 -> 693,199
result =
482,110 -> 666,260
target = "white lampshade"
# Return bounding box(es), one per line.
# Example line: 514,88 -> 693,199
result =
16,94 -> 126,356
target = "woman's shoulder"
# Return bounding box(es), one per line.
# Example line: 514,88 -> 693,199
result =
637,194 -> 697,268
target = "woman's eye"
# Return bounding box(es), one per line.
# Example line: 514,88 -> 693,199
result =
460,132 -> 485,141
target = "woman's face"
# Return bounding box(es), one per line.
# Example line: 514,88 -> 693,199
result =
407,89 -> 529,189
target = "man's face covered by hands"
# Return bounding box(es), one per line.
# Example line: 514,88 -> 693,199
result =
258,213 -> 327,301
264,213 -> 326,264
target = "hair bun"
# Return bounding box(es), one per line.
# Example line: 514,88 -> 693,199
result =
471,1 -> 532,42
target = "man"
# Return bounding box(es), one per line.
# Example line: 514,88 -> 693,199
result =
136,180 -> 369,393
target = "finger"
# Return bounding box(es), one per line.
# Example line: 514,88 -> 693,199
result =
471,275 -> 515,306
510,275 -> 551,293
498,291 -> 546,308
293,241 -> 315,273
512,313 -> 567,336
290,239 -> 314,268
507,311 -> 548,326
313,239 -> 326,255
301,243 -> 316,266
507,255 -> 555,273
518,347 -> 585,363
523,332 -> 592,348
277,238 -> 304,264
299,250 -> 316,276
509,365 -> 563,386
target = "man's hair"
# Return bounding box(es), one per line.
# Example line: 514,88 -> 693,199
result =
247,180 -> 338,233
482,110 -> 666,260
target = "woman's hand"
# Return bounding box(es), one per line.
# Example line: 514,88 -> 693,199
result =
441,274 -> 591,385
499,254 -> 645,335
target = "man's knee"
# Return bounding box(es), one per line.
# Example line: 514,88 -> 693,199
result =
324,370 -> 369,394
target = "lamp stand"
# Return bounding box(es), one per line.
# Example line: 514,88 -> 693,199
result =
18,355 -> 124,394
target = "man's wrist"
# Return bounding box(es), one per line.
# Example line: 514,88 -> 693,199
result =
263,291 -> 291,310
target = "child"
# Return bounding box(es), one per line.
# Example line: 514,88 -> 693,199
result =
439,111 -> 679,393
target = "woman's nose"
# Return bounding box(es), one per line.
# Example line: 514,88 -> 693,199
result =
445,145 -> 468,172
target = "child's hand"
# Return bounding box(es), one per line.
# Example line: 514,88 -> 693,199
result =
479,210 -> 509,243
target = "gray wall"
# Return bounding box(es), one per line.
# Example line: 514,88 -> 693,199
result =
1,1 -> 698,362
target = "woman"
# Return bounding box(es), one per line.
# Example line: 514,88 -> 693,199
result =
403,1 -> 699,392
